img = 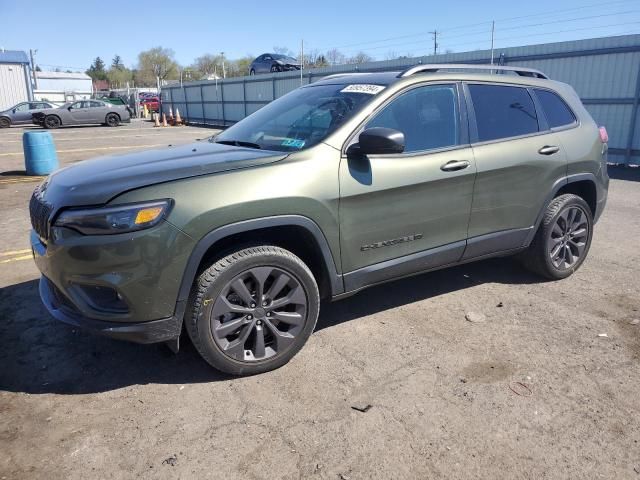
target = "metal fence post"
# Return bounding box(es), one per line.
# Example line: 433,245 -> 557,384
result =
626,63 -> 640,165
199,84 -> 204,125
242,79 -> 248,118
183,85 -> 190,122
272,76 -> 276,100
220,80 -> 225,126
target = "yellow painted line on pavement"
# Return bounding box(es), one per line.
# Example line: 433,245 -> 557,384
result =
0,248 -> 31,257
0,143 -> 173,157
1,131 -> 203,143
0,254 -> 32,264
0,176 -> 45,185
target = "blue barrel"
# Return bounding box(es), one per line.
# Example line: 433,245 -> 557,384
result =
23,131 -> 59,175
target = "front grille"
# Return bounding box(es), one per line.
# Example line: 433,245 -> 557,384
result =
29,187 -> 53,240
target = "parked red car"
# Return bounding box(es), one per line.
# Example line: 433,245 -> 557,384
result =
140,97 -> 160,112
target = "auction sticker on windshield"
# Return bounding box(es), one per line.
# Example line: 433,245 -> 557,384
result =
340,84 -> 385,95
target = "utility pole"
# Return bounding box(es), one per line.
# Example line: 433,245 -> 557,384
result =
30,49 -> 38,89
429,31 -> 438,56
300,39 -> 304,86
490,21 -> 495,66
220,52 -> 226,79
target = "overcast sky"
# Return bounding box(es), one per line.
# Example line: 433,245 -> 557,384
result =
1,0 -> 638,71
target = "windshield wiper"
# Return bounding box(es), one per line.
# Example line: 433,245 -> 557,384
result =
215,139 -> 261,149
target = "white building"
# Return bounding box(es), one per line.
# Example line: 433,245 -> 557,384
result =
0,50 -> 33,110
34,71 -> 93,103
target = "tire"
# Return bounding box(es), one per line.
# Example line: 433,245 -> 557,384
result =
44,115 -> 61,129
0,117 -> 10,128
185,246 -> 320,375
105,113 -> 120,127
249,69 -> 255,76
519,194 -> 593,280
271,64 -> 281,73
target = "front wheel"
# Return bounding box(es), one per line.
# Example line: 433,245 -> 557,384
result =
519,194 -> 593,280
185,246 -> 320,375
271,65 -> 281,73
44,115 -> 61,129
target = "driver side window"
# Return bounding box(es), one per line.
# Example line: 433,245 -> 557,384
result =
71,102 -> 84,109
365,84 -> 459,153
14,103 -> 29,112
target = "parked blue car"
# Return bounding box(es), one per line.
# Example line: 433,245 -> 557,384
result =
0,101 -> 55,128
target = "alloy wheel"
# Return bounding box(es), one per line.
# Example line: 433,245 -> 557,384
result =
547,206 -> 589,269
210,266 -> 308,362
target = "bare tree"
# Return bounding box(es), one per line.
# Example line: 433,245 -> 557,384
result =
273,46 -> 295,57
137,47 -> 178,85
346,51 -> 373,64
326,48 -> 346,65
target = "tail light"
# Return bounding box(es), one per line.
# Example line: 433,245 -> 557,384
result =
599,126 -> 608,143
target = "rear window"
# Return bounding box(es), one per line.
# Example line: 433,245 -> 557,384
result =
469,84 -> 539,142
534,89 -> 576,128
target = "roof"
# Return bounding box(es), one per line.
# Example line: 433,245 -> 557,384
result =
37,70 -> 91,80
0,50 -> 30,65
313,65 -> 553,88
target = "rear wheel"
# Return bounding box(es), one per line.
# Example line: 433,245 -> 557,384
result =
44,115 -> 61,129
105,113 -> 120,127
0,117 -> 10,128
520,194 -> 593,280
185,246 -> 320,375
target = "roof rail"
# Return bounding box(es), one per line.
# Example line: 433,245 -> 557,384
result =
321,72 -> 369,80
397,64 -> 549,79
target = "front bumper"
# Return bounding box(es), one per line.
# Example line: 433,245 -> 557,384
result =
38,275 -> 182,343
30,221 -> 194,343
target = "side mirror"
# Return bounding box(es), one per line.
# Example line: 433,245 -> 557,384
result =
349,127 -> 405,156
68,106 -> 73,110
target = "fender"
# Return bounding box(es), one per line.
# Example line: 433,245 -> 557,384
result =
524,173 -> 599,246
175,215 -> 344,310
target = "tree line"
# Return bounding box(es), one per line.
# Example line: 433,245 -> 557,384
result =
84,46 -> 379,88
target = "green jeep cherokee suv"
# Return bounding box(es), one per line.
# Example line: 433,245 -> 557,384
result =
30,64 -> 609,375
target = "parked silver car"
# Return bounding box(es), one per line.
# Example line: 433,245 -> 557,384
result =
32,100 -> 131,129
0,101 -> 55,128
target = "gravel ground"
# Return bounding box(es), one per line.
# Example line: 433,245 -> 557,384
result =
0,122 -> 639,479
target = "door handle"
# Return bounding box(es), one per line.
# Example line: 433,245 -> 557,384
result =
440,160 -> 470,172
538,145 -> 560,155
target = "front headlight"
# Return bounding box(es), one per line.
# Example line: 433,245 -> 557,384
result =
54,200 -> 172,235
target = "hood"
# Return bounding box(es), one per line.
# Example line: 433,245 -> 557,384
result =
39,141 -> 287,208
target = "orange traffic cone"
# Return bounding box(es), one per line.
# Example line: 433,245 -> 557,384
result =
154,113 -> 160,127
168,107 -> 174,122
162,113 -> 168,127
175,108 -> 182,125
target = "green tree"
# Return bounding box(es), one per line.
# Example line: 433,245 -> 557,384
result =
228,55 -> 254,77
192,53 -> 224,79
137,47 -> 179,86
86,56 -> 107,81
111,55 -> 124,70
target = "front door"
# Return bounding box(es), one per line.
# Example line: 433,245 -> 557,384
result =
463,83 -> 568,259
68,101 -> 90,123
11,102 -> 32,123
339,83 -> 476,290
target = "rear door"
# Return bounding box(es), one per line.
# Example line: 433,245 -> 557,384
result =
463,82 -> 567,259
89,101 -> 108,123
339,83 -> 476,289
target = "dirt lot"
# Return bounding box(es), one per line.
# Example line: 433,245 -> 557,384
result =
1,121 -> 639,479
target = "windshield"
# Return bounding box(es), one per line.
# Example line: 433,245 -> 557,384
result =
213,84 -> 382,152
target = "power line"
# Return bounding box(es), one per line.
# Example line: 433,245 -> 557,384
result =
311,0 -> 639,56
